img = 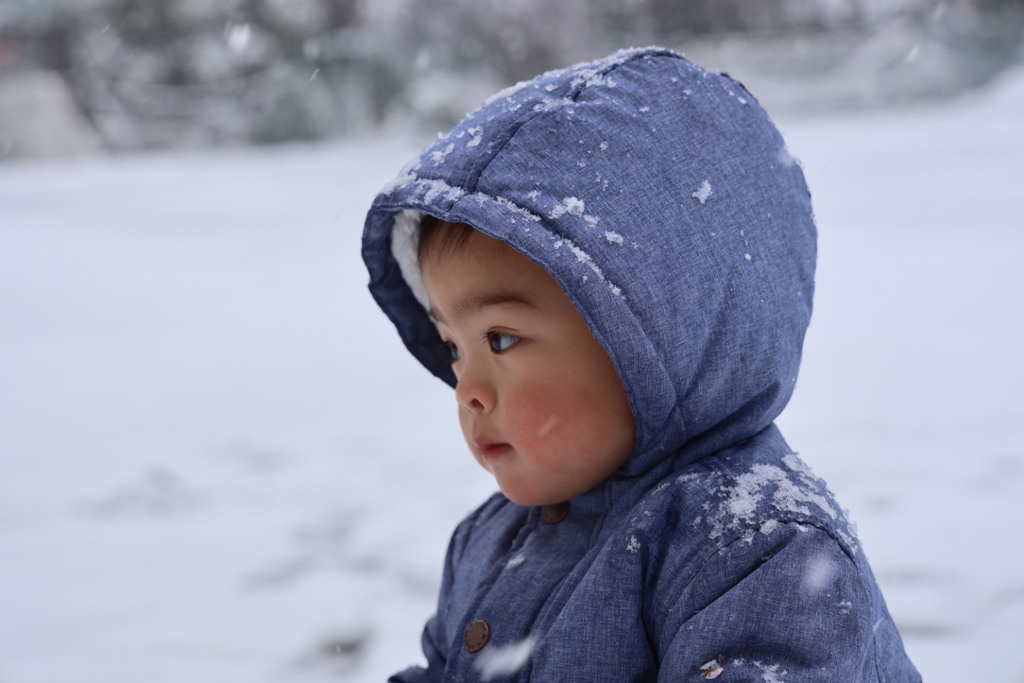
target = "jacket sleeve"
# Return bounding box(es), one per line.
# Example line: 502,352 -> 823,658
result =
656,522 -> 915,682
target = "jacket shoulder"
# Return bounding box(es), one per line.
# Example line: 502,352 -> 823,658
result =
632,447 -> 860,559
614,443 -> 868,631
612,448 -> 920,680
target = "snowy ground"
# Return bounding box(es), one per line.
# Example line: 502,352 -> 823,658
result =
2,65 -> 1022,682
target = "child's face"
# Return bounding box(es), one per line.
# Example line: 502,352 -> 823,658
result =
420,225 -> 636,506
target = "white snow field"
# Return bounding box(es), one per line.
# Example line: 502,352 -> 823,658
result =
2,66 -> 1022,682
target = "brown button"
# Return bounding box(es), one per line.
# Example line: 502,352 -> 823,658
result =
462,619 -> 490,652
541,502 -> 570,524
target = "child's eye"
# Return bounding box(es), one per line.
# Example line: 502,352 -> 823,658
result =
444,341 -> 461,362
486,331 -> 520,354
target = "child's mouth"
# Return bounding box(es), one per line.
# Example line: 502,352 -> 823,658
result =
476,440 -> 511,459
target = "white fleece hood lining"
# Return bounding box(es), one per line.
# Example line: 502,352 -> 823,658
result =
391,209 -> 431,312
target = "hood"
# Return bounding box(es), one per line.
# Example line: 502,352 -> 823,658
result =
362,47 -> 816,478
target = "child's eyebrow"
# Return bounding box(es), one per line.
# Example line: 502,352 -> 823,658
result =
429,291 -> 537,325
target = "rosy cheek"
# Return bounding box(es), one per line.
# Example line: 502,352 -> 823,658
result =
509,395 -> 574,454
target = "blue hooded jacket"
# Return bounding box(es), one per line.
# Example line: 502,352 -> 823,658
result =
362,48 -> 919,682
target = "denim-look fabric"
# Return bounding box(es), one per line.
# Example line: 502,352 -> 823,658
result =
362,48 -> 919,682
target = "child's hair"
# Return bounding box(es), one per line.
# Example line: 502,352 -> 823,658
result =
416,214 -> 476,266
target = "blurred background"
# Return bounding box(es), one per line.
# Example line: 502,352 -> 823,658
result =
2,1 -> 1023,682
2,0 -> 1023,159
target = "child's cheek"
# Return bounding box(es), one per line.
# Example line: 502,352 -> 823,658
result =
506,392 -> 581,469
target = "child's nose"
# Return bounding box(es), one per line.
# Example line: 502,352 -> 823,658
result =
455,369 -> 496,414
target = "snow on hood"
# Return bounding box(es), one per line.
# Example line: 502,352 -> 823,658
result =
362,47 -> 816,478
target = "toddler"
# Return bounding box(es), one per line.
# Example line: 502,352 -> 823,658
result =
362,47 -> 919,682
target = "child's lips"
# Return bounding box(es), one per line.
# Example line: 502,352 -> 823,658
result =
474,439 -> 511,460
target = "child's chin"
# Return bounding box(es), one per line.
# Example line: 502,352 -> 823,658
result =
500,485 -> 564,508
498,484 -> 538,506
